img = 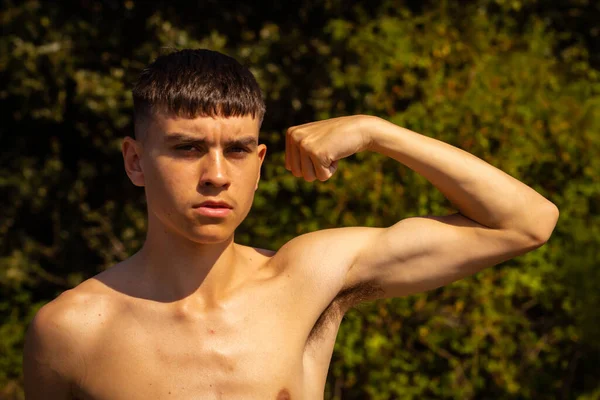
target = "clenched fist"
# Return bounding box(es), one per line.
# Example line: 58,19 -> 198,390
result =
285,115 -> 375,182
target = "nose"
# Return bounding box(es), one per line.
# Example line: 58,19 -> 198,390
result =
199,149 -> 231,188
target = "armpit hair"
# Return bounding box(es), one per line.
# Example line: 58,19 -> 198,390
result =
306,281 -> 384,346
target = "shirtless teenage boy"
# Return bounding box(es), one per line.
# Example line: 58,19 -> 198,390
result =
23,49 -> 559,399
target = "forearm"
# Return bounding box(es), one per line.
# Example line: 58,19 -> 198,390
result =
364,116 -> 559,241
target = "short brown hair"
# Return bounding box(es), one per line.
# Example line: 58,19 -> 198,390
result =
132,49 -> 265,139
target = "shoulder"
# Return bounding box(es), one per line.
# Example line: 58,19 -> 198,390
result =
271,227 -> 382,299
27,278 -> 115,350
273,226 -> 381,273
26,272 -> 122,362
23,279 -> 115,394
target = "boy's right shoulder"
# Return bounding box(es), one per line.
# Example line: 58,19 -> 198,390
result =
31,269 -> 123,347
24,273 -> 122,395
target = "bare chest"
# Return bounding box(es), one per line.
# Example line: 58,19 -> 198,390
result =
76,285 -> 327,400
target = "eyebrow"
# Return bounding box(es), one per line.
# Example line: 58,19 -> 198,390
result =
164,133 -> 258,148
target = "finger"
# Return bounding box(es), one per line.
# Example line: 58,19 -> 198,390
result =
299,147 -> 317,182
329,160 -> 338,176
289,139 -> 303,177
309,152 -> 331,181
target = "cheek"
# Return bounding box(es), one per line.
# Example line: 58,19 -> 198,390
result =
233,166 -> 259,201
146,160 -> 195,203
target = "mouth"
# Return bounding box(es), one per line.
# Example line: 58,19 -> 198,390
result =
193,201 -> 233,218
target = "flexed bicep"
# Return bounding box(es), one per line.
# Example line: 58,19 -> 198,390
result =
345,213 -> 545,300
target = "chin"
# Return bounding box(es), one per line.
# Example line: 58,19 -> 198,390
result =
187,226 -> 235,245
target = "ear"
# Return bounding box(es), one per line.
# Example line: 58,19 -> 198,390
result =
255,144 -> 267,191
122,136 -> 145,187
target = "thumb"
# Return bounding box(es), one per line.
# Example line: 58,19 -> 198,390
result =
327,160 -> 338,177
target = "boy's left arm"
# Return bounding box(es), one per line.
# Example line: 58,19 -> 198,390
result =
284,115 -> 559,299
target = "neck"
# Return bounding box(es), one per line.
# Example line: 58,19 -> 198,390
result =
130,214 -> 251,307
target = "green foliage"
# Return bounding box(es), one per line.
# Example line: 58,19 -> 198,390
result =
1,0 -> 599,398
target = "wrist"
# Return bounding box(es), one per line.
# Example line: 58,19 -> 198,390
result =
357,114 -> 386,152
359,115 -> 401,154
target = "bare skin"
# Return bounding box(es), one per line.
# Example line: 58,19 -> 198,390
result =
23,114 -> 559,399
25,242 -> 353,399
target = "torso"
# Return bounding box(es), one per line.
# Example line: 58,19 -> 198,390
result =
60,242 -> 363,400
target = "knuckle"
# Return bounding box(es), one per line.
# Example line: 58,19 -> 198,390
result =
292,131 -> 304,143
286,129 -> 296,141
299,141 -> 313,155
314,151 -> 330,165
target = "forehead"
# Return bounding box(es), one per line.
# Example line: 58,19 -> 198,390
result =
147,113 -> 260,142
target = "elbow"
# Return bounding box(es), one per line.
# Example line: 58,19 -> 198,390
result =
525,201 -> 560,247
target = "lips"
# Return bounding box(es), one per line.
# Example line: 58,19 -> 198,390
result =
196,200 -> 233,209
193,200 -> 233,218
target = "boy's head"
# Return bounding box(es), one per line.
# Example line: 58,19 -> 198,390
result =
123,49 -> 267,244
132,49 -> 266,140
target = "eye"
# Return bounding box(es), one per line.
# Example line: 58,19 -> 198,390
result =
176,145 -> 198,151
229,146 -> 248,153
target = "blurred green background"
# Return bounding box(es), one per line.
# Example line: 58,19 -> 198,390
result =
1,0 -> 599,398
